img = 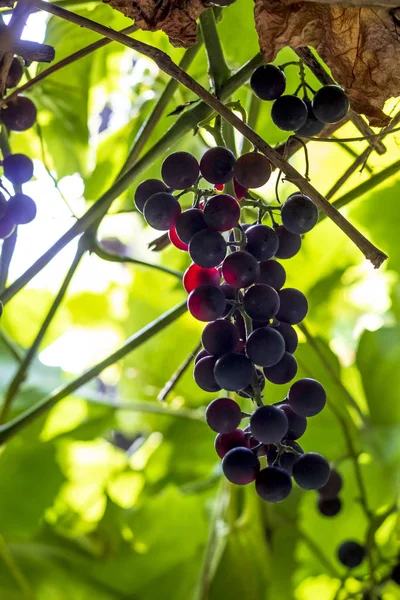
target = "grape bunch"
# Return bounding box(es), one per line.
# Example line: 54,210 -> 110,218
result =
134,144 -> 334,503
250,63 -> 350,134
0,57 -> 38,238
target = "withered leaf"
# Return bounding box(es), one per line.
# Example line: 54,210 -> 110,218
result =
255,0 -> 400,126
103,0 -> 209,47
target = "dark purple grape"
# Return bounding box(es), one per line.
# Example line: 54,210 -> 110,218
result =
274,225 -> 302,259
0,214 -> 16,239
175,208 -> 207,243
189,229 -> 227,268
187,284 -> 226,322
2,153 -> 33,185
288,378 -> 326,417
246,327 -> 285,367
143,192 -> 181,231
2,96 -> 37,131
318,496 -> 342,517
258,260 -> 286,290
214,352 -> 254,391
7,193 -> 36,224
222,251 -> 260,288
312,86 -> 349,124
255,466 -> 292,502
134,179 -> 168,213
281,194 -> 318,235
6,57 -> 23,89
222,447 -> 260,485
391,564 -> 400,585
202,319 -> 240,356
193,356 -> 221,392
195,349 -> 210,364
337,541 -> 365,568
272,322 -> 298,354
292,452 -> 330,490
215,429 -> 249,458
280,404 -> 307,440
161,151 -> 199,189
206,397 -> 242,433
263,352 -> 298,384
250,65 -> 286,101
271,95 -> 308,132
237,367 -> 265,398
296,100 -> 325,137
203,194 -> 240,232
245,224 -> 279,261
318,469 -> 342,499
243,284 -> 280,321
276,288 -> 308,325
250,404 -> 288,444
200,146 -> 236,185
233,152 -> 271,189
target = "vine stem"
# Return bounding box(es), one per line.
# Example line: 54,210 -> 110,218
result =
26,0 -> 387,269
0,53 -> 263,306
86,393 -> 204,421
157,340 -> 202,401
0,243 -> 85,423
0,300 -> 188,442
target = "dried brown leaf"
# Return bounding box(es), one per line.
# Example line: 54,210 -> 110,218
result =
255,0 -> 400,125
103,0 -> 209,47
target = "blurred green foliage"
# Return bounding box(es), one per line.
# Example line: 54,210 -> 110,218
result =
0,0 -> 399,599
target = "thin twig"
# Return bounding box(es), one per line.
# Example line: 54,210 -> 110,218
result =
326,147 -> 372,200
0,533 -> 35,600
0,328 -> 23,362
158,340 -> 201,401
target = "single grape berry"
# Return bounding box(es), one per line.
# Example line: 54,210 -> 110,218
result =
255,466 -> 292,503
250,65 -> 286,101
193,356 -> 221,392
206,397 -> 242,433
2,96 -> 37,131
280,404 -> 307,440
183,264 -> 220,293
246,327 -> 285,367
215,429 -> 249,458
175,208 -> 207,243
189,229 -> 227,269
337,541 -> 365,569
246,224 -> 279,261
7,193 -> 37,224
296,100 -> 325,137
2,153 -> 34,185
202,319 -> 240,356
200,146 -> 236,184
272,322 -> 298,354
222,447 -> 260,485
274,225 -> 302,259
203,194 -> 240,232
288,378 -> 326,417
312,85 -> 349,124
243,284 -> 280,321
214,352 -> 254,391
258,260 -> 286,290
281,194 -> 318,235
317,496 -> 342,517
318,469 -> 343,499
0,214 -> 16,239
161,151 -> 199,189
169,227 -> 188,251
263,352 -> 298,384
234,179 -> 247,201
222,251 -> 260,288
187,284 -> 226,322
134,179 -> 168,213
250,404 -> 288,444
391,563 -> 400,585
234,153 -> 272,189
6,57 -> 23,89
276,288 -> 308,324
143,192 -> 181,231
195,349 -> 210,364
271,95 -> 308,131
292,452 -> 330,490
